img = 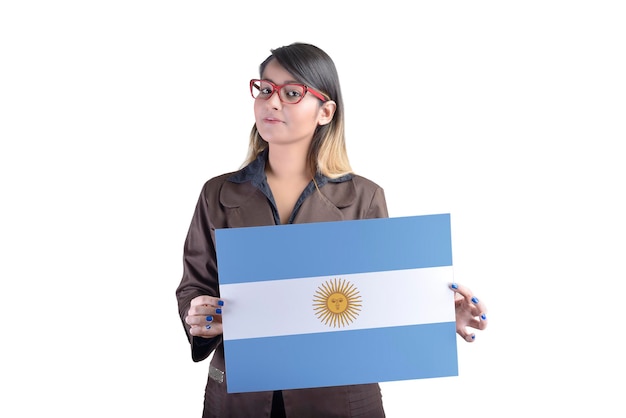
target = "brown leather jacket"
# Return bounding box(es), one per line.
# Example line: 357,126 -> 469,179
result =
176,155 -> 389,417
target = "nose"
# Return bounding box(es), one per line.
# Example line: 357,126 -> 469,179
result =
265,90 -> 283,109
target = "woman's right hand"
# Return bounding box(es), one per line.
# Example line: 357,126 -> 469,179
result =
185,295 -> 224,338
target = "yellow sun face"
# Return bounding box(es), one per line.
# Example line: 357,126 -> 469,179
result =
313,278 -> 362,328
327,293 -> 348,313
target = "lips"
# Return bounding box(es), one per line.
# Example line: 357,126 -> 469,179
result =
262,116 -> 284,124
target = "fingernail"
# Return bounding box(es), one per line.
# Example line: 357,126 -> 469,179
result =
218,300 -> 224,306
216,308 -> 222,314
206,315 -> 213,322
471,334 -> 476,340
481,313 -> 487,320
451,283 -> 458,289
206,325 -> 211,329
471,296 -> 479,304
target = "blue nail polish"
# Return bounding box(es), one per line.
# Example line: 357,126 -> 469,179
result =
206,325 -> 211,329
451,283 -> 458,289
206,315 -> 213,322
218,300 -> 224,306
481,314 -> 487,320
216,308 -> 222,314
471,296 -> 479,304
471,335 -> 475,340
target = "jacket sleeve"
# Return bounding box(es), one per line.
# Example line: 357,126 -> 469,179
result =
175,181 -> 223,362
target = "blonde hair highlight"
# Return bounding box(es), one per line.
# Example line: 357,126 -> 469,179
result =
243,113 -> 352,179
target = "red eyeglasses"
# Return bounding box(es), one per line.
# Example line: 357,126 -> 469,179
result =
250,79 -> 329,104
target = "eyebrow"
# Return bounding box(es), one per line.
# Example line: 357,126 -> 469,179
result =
261,77 -> 302,85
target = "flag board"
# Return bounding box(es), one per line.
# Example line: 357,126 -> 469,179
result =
215,214 -> 458,393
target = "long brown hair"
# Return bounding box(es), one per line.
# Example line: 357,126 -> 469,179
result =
244,42 -> 352,179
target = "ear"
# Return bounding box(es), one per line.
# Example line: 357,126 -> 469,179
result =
317,100 -> 337,126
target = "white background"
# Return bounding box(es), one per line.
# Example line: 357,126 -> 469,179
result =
1,1 -> 624,417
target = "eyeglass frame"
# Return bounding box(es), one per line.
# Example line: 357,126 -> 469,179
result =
249,79 -> 329,104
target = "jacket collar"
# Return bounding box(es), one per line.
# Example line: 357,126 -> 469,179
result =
220,148 -> 356,214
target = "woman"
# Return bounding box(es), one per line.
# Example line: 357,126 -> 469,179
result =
176,42 -> 488,418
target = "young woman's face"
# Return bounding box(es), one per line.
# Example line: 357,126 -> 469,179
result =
254,59 -> 328,148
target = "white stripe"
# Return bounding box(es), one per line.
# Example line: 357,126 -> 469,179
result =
220,266 -> 454,341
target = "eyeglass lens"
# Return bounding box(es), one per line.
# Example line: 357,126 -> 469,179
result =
251,80 -> 306,104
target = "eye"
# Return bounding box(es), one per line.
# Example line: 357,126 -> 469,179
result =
284,87 -> 303,98
258,81 -> 274,96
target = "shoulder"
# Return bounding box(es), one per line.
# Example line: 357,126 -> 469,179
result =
326,174 -> 385,197
348,174 -> 384,192
204,171 -> 238,188
198,172 -> 235,197
322,174 -> 386,209
199,169 -> 261,210
195,171 -> 241,205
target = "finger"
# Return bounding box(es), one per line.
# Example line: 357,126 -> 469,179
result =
185,313 -> 218,326
450,283 -> 480,305
458,298 -> 488,330
188,299 -> 225,316
190,295 -> 225,308
478,312 -> 488,330
189,322 -> 223,338
450,283 -> 488,315
190,295 -> 213,307
456,326 -> 476,343
469,295 -> 488,318
450,283 -> 476,306
449,282 -> 472,298
464,314 -> 488,331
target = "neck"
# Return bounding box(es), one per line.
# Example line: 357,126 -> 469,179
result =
266,145 -> 311,181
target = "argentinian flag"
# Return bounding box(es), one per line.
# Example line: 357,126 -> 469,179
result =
216,214 -> 457,393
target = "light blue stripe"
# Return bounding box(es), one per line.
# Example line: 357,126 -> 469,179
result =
223,322 -> 458,393
216,214 -> 452,285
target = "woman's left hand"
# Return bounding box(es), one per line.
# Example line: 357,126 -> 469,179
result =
450,283 -> 488,342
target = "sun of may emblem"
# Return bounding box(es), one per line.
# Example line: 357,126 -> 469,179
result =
313,278 -> 362,328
